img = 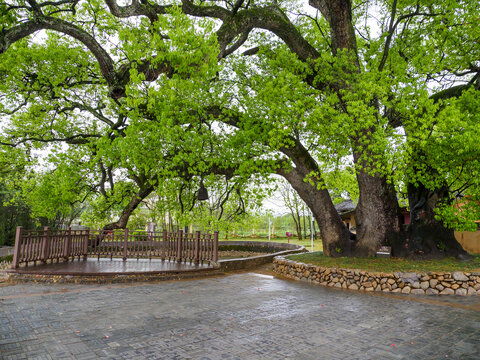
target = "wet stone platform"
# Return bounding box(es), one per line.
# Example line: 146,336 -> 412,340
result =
8,258 -> 213,276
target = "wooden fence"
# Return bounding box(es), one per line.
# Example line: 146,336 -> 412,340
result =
11,227 -> 218,268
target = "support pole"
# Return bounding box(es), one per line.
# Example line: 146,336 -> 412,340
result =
311,212 -> 314,252
162,229 -> 167,261
83,228 -> 89,260
12,226 -> 23,269
213,231 -> 219,263
177,229 -> 183,263
123,228 -> 129,261
41,226 -> 50,264
64,227 -> 72,261
194,231 -> 200,265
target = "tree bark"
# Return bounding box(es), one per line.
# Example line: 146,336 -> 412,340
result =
392,182 -> 469,259
353,163 -> 402,255
102,185 -> 154,231
278,140 -> 350,256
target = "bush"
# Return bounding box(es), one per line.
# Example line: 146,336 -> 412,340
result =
0,254 -> 13,263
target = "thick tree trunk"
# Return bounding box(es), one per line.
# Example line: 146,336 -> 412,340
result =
353,154 -> 402,256
391,182 -> 469,259
310,0 -> 402,255
279,140 -> 350,256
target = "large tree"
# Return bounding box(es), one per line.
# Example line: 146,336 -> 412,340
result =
1,0 -> 479,257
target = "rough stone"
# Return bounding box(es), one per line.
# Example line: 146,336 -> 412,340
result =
392,288 -> 402,293
455,288 -> 467,296
441,281 -> 451,288
387,278 -> 396,285
452,272 -> 468,281
451,283 -> 460,290
440,288 -> 455,295
411,281 -> 420,289
348,284 -> 359,290
402,286 -> 411,294
467,287 -> 476,295
436,284 -> 445,291
420,281 -> 429,290
426,288 -> 439,295
429,279 -> 438,288
411,289 -> 425,295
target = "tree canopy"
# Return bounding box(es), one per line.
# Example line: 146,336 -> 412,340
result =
1,0 -> 479,257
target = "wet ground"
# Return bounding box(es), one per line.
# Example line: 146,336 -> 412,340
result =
1,267 -> 479,359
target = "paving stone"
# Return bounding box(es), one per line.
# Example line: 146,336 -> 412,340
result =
1,273 -> 479,359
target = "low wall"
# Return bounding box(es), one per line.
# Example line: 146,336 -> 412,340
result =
455,231 -> 480,255
218,241 -> 306,271
273,256 -> 480,296
0,247 -> 14,258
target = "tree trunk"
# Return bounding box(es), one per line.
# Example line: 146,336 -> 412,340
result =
102,186 -> 154,231
279,140 -> 350,256
295,207 -> 303,241
353,156 -> 402,256
391,182 -> 469,259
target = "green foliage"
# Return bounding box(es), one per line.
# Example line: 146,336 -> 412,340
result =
1,0 -> 479,237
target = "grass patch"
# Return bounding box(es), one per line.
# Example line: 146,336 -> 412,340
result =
287,252 -> 480,273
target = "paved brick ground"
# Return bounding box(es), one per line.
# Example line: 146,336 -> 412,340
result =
1,273 -> 479,359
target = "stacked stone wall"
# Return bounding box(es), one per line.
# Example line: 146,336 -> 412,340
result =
273,257 -> 480,296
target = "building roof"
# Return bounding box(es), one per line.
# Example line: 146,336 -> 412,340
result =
335,199 -> 356,215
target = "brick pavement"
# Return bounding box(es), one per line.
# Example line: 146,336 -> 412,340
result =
0,273 -> 479,359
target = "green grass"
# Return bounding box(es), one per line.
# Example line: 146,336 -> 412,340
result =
0,254 -> 13,263
222,237 -> 323,252
287,252 -> 480,273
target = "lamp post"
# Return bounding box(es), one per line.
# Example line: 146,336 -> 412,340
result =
310,211 -> 314,252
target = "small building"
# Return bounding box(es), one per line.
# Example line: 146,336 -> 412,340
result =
334,200 -> 411,232
335,200 -> 356,230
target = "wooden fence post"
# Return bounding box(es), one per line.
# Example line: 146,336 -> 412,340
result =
213,231 -> 219,263
12,226 -> 23,269
162,229 -> 167,261
123,228 -> 129,261
41,226 -> 50,263
177,229 -> 183,263
64,227 -> 72,260
194,231 -> 200,265
83,228 -> 90,260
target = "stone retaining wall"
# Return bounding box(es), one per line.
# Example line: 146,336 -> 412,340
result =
273,256 -> 480,296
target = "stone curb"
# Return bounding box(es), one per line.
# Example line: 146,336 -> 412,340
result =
273,256 -> 480,296
8,269 -> 224,284
218,242 -> 307,271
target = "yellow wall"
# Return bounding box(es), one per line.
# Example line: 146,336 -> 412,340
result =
455,231 -> 480,255
341,214 -> 356,229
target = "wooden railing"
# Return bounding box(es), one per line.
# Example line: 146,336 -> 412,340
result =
11,227 -> 218,268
